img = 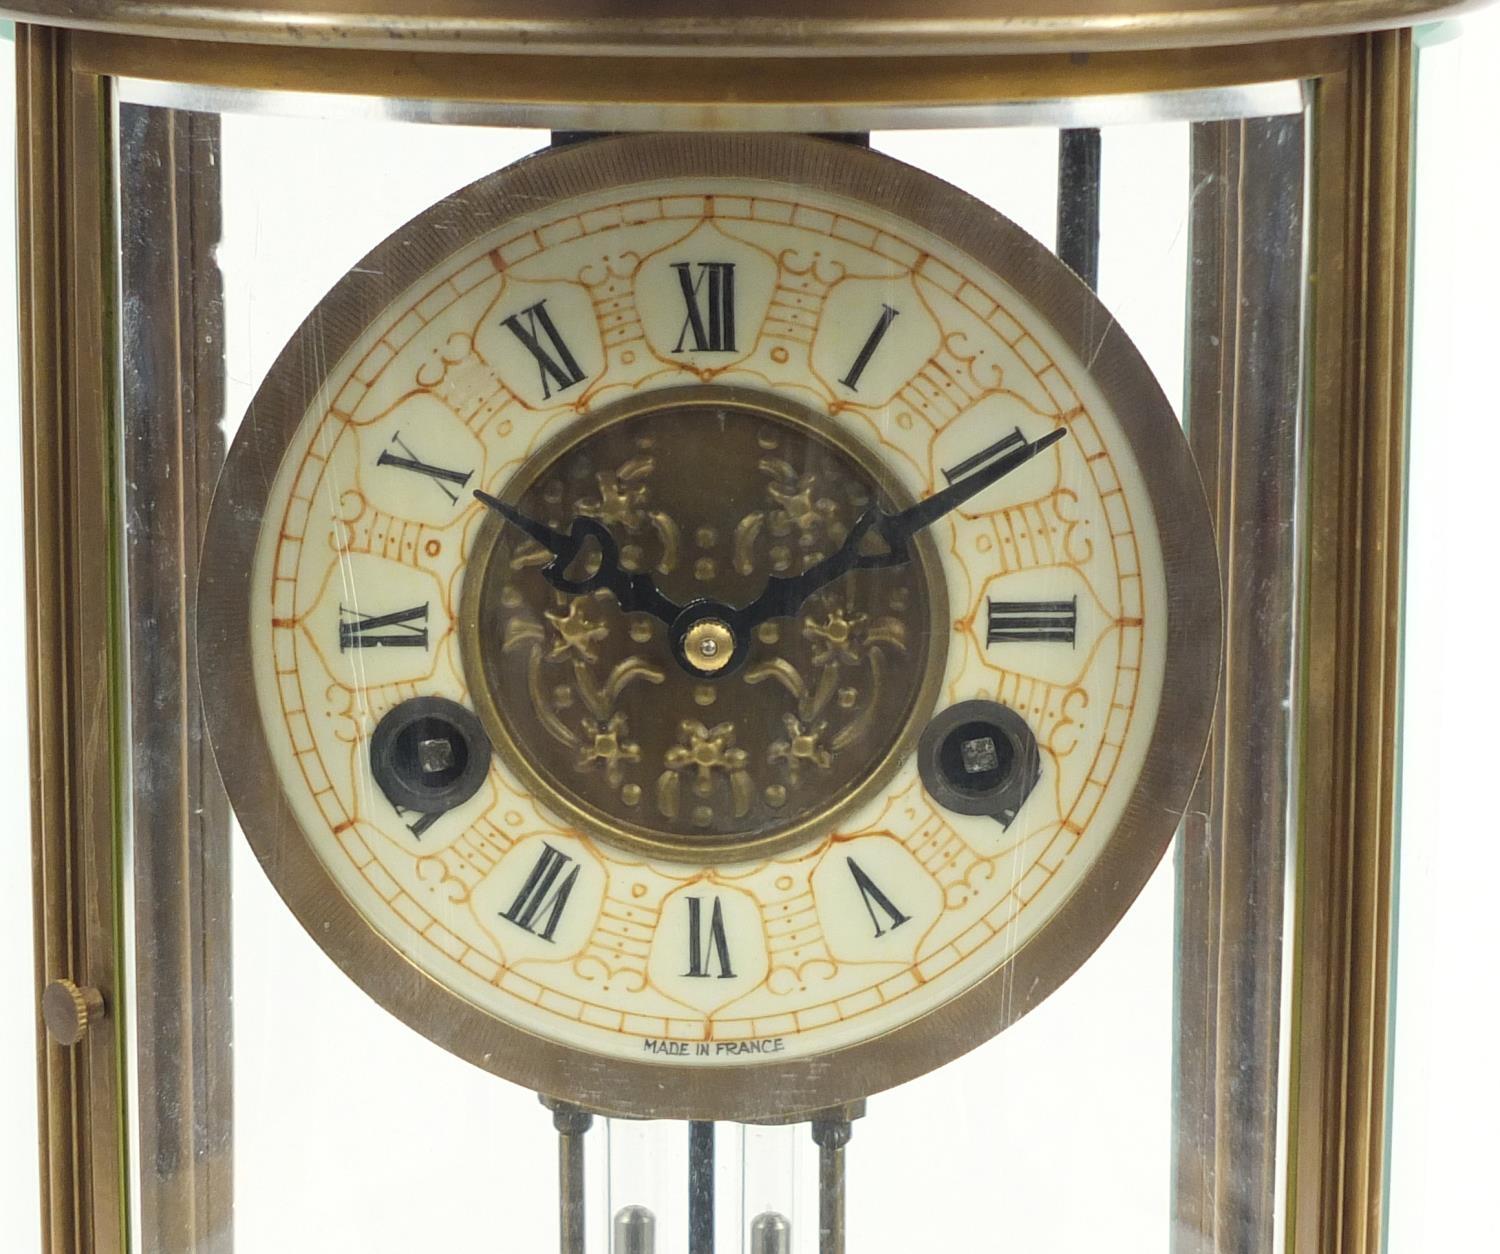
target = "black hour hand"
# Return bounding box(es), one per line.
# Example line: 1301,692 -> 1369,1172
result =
473,491 -> 684,626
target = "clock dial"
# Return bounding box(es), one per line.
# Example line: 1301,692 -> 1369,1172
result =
199,135 -> 1219,1118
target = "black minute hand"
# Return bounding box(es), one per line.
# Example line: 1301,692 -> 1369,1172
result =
473,490 -> 685,626
732,426 -> 1068,630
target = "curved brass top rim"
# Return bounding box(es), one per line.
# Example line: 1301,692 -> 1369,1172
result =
0,0 -> 1481,56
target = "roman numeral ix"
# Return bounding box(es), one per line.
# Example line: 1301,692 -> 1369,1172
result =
672,261 -> 737,353
377,433 -> 473,505
501,844 -> 580,942
338,603 -> 429,651
986,597 -> 1078,646
683,895 -> 735,979
501,299 -> 587,399
846,858 -> 910,939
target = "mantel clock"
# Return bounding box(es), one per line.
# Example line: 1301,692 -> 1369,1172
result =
11,3 -> 1449,1253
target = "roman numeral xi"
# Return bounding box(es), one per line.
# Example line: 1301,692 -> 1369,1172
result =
501,300 -> 587,400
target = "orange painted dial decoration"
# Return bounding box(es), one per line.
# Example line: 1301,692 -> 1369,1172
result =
198,135 -> 1219,1119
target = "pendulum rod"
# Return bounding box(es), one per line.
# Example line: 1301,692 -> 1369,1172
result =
1057,127 -> 1103,291
688,1120 -> 716,1254
544,1097 -> 594,1254
811,1107 -> 860,1254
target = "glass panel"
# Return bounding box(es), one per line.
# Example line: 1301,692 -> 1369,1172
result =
1388,12 -> 1500,1251
115,97 -> 1305,1252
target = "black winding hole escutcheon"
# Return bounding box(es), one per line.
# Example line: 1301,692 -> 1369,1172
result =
917,699 -> 1042,830
370,695 -> 492,816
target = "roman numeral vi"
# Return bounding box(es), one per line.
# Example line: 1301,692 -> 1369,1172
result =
683,895 -> 735,979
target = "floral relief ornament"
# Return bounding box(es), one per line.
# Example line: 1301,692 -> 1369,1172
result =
658,720 -> 754,820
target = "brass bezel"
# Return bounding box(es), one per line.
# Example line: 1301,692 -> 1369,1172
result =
459,383 -> 951,865
195,133 -> 1221,1120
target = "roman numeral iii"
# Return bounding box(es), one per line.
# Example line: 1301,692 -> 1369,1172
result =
500,844 -> 580,942
672,261 -> 737,353
986,597 -> 1078,645
338,603 -> 430,650
501,299 -> 587,399
683,895 -> 736,978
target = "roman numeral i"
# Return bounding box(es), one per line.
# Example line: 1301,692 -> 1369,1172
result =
839,304 -> 900,391
672,262 -> 737,353
501,300 -> 587,400
501,844 -> 580,943
683,895 -> 735,979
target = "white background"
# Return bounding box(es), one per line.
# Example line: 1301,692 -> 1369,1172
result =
0,12 -> 1495,1251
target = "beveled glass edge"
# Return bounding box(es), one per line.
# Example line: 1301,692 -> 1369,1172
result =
115,75 -> 1306,131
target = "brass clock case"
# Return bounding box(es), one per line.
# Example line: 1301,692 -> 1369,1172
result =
197,133 -> 1221,1120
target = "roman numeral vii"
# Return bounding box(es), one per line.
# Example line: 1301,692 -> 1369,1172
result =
500,844 -> 580,943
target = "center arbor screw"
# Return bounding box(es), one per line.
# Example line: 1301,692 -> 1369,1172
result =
370,695 -> 492,819
682,618 -> 736,675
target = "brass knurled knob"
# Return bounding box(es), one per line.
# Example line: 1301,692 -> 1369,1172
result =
42,978 -> 106,1046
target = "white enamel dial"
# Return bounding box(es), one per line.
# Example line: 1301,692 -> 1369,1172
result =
202,137 -> 1218,1111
